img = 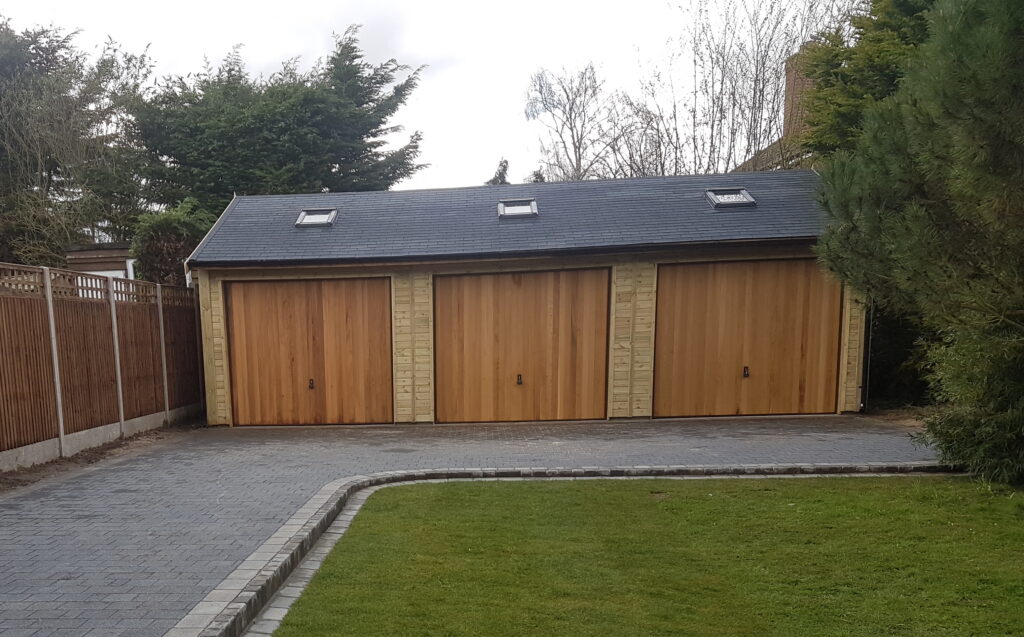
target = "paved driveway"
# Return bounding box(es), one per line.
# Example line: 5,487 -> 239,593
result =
0,416 -> 935,636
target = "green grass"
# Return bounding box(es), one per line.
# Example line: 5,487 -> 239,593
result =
273,477 -> 1024,637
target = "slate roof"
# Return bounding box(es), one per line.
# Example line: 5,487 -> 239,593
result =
188,170 -> 823,267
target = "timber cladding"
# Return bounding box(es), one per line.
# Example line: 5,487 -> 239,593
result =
653,259 -> 842,417
433,268 -> 610,423
225,278 -> 393,425
198,244 -> 865,426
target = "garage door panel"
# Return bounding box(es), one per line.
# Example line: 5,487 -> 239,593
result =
228,281 -> 320,425
227,278 -> 392,425
321,278 -> 393,424
654,264 -> 744,416
654,259 -> 841,417
435,269 -> 609,423
552,269 -> 609,419
800,262 -> 844,411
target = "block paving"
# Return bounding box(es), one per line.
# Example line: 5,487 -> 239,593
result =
0,415 -> 938,636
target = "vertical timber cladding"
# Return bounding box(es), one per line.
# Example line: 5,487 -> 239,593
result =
653,259 -> 842,417
226,278 -> 393,425
435,268 -> 610,423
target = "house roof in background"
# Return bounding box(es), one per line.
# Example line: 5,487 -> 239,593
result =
188,170 -> 824,267
65,242 -> 131,254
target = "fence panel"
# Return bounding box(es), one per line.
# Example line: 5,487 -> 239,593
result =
162,287 -> 202,409
0,266 -> 58,452
1,262 -> 203,467
115,280 -> 164,420
51,272 -> 120,434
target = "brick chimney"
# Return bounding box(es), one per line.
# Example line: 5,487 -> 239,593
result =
783,45 -> 813,139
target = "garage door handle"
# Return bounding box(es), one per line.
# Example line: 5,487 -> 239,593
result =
743,366 -> 750,378
517,374 -> 523,385
309,378 -> 315,389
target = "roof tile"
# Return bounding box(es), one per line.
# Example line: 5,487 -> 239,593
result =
190,170 -> 823,266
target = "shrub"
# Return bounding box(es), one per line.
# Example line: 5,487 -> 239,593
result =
131,198 -> 214,285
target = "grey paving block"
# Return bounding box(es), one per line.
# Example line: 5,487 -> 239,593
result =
0,416 -> 938,636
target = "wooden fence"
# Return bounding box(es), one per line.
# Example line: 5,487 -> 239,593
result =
0,262 -> 203,468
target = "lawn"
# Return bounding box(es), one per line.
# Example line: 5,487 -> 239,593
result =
273,477 -> 1024,637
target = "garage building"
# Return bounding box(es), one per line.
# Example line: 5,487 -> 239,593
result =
187,170 -> 865,426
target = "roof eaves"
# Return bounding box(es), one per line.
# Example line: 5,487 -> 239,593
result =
186,236 -> 819,269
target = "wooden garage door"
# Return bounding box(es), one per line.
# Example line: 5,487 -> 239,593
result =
226,278 -> 393,425
435,269 -> 609,423
653,259 -> 842,417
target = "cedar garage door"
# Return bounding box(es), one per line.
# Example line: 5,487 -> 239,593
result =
653,259 -> 842,417
226,278 -> 393,425
435,269 -> 610,423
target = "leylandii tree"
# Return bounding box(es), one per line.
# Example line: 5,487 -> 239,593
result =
818,0 -> 1024,482
801,0 -> 934,155
133,26 -> 423,213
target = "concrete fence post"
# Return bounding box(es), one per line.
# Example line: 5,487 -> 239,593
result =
108,278 -> 126,438
42,267 -> 67,457
192,287 -> 205,410
156,284 -> 171,423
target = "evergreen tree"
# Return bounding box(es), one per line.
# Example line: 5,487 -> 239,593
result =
818,0 -> 1024,482
133,27 -> 423,214
802,0 -> 934,155
485,159 -> 510,185
802,0 -> 935,407
131,198 -> 215,285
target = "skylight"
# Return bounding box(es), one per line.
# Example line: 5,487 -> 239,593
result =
705,188 -> 756,209
497,198 -> 538,218
296,208 -> 337,227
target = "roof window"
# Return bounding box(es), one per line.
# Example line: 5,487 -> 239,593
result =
705,188 -> 756,209
498,198 -> 538,218
296,208 -> 337,227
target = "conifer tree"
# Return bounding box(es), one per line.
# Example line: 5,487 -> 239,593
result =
133,27 -> 423,213
819,0 -> 1024,482
484,159 -> 510,185
801,0 -> 934,155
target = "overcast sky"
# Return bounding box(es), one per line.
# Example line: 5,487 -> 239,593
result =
4,0 -> 684,190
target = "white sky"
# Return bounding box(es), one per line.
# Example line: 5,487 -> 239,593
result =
3,0 -> 684,190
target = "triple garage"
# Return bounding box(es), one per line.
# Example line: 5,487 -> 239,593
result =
189,171 -> 865,426
221,259 -> 844,426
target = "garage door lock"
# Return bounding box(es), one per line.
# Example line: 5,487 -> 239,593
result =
517,374 -> 523,385
309,378 -> 315,389
743,366 -> 750,378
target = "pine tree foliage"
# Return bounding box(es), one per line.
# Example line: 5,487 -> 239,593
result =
818,0 -> 1024,482
801,1 -> 936,407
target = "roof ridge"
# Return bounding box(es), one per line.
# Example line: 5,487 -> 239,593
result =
229,169 -> 818,200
